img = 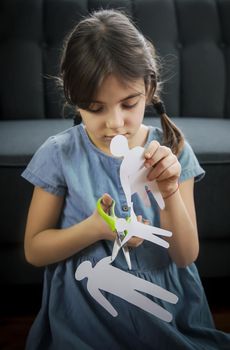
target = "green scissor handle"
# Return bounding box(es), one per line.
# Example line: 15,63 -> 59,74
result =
96,197 -> 131,235
97,196 -> 132,270
96,197 -> 117,232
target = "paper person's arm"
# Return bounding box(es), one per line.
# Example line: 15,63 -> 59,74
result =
116,219 -> 171,248
147,179 -> 165,210
130,167 -> 165,210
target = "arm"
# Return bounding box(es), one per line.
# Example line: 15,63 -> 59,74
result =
145,142 -> 199,267
24,187 -> 116,267
159,178 -> 199,267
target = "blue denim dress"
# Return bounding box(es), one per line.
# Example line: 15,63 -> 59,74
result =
22,124 -> 230,350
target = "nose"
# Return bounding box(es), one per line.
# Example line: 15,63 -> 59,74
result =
106,108 -> 125,129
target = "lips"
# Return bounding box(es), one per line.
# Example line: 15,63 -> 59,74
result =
105,133 -> 128,138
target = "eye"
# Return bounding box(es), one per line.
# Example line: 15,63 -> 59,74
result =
122,102 -> 138,109
122,95 -> 141,109
88,107 -> 103,113
87,103 -> 104,113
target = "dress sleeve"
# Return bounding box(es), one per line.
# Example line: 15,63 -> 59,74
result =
21,136 -> 66,196
178,141 -> 205,183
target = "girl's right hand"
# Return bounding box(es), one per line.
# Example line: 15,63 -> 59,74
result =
92,193 -> 117,241
92,193 -> 146,248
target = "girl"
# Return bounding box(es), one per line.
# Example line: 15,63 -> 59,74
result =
22,9 -> 230,350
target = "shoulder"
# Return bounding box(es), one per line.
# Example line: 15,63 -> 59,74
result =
48,125 -> 80,149
147,126 -> 163,144
38,124 -> 83,158
21,125 -> 84,195
178,141 -> 205,183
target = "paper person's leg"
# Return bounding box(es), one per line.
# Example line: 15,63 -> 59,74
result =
120,174 -> 132,207
128,291 -> 174,322
129,276 -> 178,304
130,167 -> 165,209
87,280 -> 118,317
75,260 -> 118,317
88,257 -> 175,323
147,180 -> 165,210
75,257 -> 177,322
130,167 -> 152,207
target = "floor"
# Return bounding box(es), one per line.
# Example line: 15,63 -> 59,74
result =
1,280 -> 230,350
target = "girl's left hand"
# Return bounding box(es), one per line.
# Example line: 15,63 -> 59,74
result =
144,141 -> 181,199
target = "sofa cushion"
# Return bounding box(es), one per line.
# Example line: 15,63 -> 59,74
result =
1,118 -> 230,166
146,117 -> 230,163
0,119 -> 73,166
1,0 -> 230,120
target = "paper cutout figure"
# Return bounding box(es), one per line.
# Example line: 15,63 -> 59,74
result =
110,135 -> 165,209
110,135 -> 171,262
75,257 -> 178,322
115,217 -> 172,248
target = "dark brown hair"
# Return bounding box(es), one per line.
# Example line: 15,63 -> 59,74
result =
60,9 -> 184,155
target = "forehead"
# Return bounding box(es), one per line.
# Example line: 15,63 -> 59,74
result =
93,74 -> 146,102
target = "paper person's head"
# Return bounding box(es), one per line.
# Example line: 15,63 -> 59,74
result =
59,9 -> 184,155
110,135 -> 130,157
115,218 -> 129,233
75,261 -> 92,281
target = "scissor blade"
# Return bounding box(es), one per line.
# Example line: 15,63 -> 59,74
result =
122,245 -> 132,270
111,237 -> 121,262
117,232 -> 132,270
111,235 -> 132,270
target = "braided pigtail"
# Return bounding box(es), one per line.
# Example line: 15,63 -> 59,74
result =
152,97 -> 184,155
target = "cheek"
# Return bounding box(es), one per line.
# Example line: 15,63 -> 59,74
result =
130,104 -> 145,125
81,113 -> 101,130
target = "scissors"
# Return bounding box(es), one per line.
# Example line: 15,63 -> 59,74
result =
96,197 -> 132,270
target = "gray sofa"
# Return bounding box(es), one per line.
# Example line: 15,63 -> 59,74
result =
1,0 -> 230,310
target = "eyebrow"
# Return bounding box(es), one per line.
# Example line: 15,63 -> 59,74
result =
92,92 -> 143,104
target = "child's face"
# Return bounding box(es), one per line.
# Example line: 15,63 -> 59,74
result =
79,74 -> 148,154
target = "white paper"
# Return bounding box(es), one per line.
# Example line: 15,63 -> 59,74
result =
110,135 -> 165,209
75,257 -> 178,322
75,135 -> 179,323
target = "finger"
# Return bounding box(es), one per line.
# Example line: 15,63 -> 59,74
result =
137,215 -> 149,225
152,161 -> 181,182
127,237 -> 144,248
157,163 -> 181,182
145,145 -> 172,169
144,141 -> 160,160
100,193 -> 113,212
147,155 -> 178,180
